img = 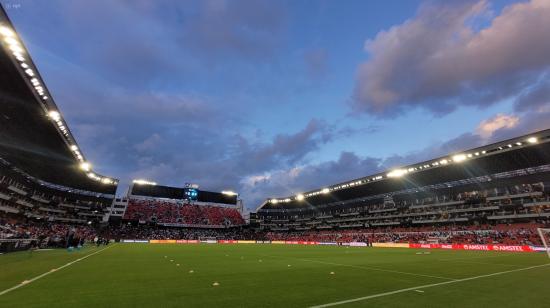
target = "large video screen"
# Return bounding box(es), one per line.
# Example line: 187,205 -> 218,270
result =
131,184 -> 184,199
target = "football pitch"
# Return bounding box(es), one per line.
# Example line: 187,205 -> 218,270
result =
1,244 -> 549,307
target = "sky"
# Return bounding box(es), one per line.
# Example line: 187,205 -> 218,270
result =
2,0 -> 550,211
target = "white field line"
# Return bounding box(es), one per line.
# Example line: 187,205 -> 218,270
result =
309,263 -> 550,308
263,254 -> 456,281
0,244 -> 115,296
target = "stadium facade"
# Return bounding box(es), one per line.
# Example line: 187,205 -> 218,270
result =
253,130 -> 550,231
0,2 -> 549,253
0,6 -> 117,219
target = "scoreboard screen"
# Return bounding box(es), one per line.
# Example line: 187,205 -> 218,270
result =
131,184 -> 184,199
184,188 -> 198,201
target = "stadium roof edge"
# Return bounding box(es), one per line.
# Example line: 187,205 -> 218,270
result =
0,4 -> 117,188
258,128 -> 550,210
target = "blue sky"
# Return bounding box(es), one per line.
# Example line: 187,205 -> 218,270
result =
3,0 -> 550,210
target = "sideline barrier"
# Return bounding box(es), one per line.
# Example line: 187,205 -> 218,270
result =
121,239 -> 543,253
372,243 -> 409,248
408,243 -> 534,252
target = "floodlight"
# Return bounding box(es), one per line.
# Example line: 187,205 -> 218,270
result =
387,169 -> 408,178
4,37 -> 18,46
70,145 -> 78,151
296,194 -> 305,201
221,190 -> 238,196
80,162 -> 91,171
9,44 -> 23,54
271,199 -> 278,204
452,154 -> 467,163
133,179 -> 157,185
48,110 -> 60,121
321,188 -> 330,194
527,137 -> 538,144
0,26 -> 14,37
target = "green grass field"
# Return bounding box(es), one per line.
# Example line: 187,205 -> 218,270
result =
1,244 -> 549,307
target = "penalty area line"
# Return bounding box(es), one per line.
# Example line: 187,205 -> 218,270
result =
0,244 -> 115,297
309,263 -> 550,308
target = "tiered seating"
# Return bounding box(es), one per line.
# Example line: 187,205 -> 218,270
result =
0,175 -> 111,223
258,182 -> 550,232
264,223 -> 546,246
123,199 -> 245,227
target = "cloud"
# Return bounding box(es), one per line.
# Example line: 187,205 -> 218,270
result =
352,0 -> 550,117
476,113 -> 520,138
514,78 -> 550,113
182,0 -> 286,60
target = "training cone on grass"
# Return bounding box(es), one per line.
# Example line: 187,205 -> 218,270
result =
330,272 -> 335,275
189,270 -> 194,273
176,264 -> 180,266
288,264 -> 291,267
212,282 -> 220,286
21,280 -> 30,285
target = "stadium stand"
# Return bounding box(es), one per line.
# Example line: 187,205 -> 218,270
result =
253,130 -> 550,245
0,8 -> 117,252
122,198 -> 245,227
0,4 -> 548,251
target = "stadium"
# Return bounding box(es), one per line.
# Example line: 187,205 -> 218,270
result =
1,2 -> 550,308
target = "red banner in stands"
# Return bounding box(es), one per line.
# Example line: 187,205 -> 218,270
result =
218,240 -> 238,244
408,243 -> 534,252
175,240 -> 200,244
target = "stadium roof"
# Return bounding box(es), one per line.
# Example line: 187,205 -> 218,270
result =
0,6 -> 117,195
258,129 -> 550,211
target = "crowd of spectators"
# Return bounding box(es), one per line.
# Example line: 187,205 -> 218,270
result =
123,199 -> 245,226
0,213 -> 96,247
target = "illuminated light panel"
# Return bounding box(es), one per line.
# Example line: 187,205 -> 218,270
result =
48,110 -> 60,121
221,190 -> 238,196
321,188 -> 330,194
527,137 -> 538,144
70,145 -> 78,151
387,169 -> 408,178
452,154 -> 467,163
296,194 -> 305,201
440,159 -> 449,165
516,142 -> 522,146
0,26 -> 15,37
9,44 -> 23,54
133,179 -> 157,186
271,199 -> 278,204
4,37 -> 18,45
80,162 -> 91,172
24,68 -> 34,76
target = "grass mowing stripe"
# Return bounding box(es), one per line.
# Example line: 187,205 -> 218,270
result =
0,244 -> 115,297
297,258 -> 458,281
263,254 -> 457,281
438,260 -> 526,268
309,263 -> 550,308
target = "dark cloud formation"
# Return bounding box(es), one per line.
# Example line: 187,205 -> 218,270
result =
352,0 -> 550,117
